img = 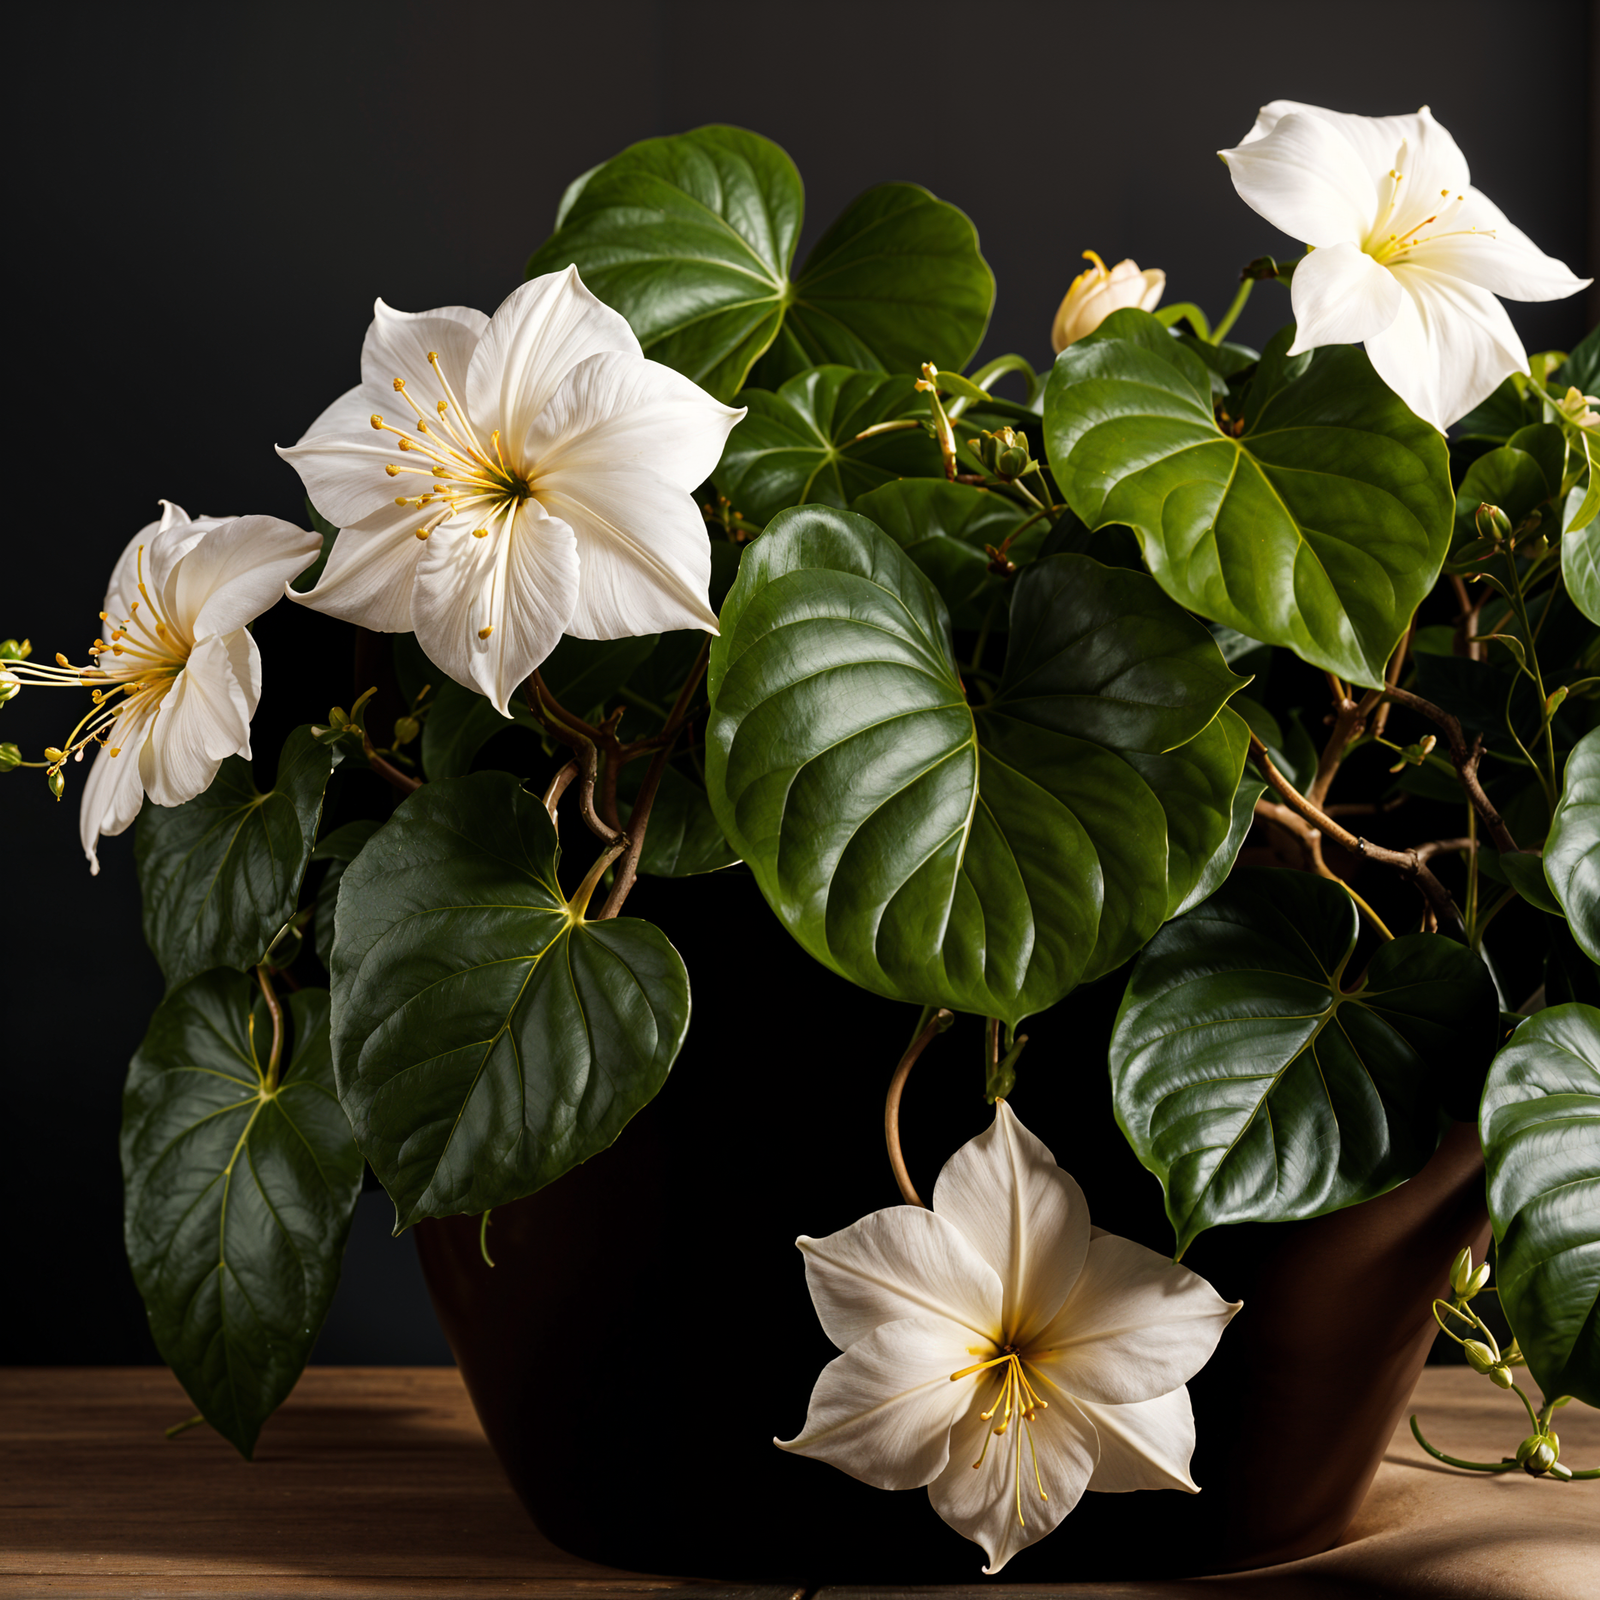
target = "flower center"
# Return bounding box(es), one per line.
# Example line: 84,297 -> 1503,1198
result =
951,1344 -> 1052,1528
1363,159 -> 1484,267
4,545 -> 189,791
371,352 -> 535,538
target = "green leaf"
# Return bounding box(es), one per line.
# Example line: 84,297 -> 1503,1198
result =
1563,488 -> 1600,622
121,976 -> 361,1457
311,819 -> 380,864
542,632 -> 663,714
705,506 -> 1247,1025
526,129 -> 992,405
1170,763 -> 1265,919
850,479 -> 1036,630
292,503 -> 338,594
1044,312 -> 1453,688
1500,850 -> 1563,917
1453,447 -> 1558,542
746,183 -> 993,390
630,765 -> 740,877
525,126 -> 802,404
1453,375 -> 1540,443
1110,869 -> 1501,1255
1480,1004 -> 1600,1408
136,726 -> 338,990
330,773 -> 690,1226
1545,728 -> 1600,963
714,366 -> 940,524
418,678 -> 540,782
1554,326 -> 1600,399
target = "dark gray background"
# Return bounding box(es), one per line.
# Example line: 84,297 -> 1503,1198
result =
4,0 -> 1594,1366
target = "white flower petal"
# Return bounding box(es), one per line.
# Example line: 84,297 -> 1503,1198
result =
276,432 -> 411,530
466,267 -> 641,443
538,466 -> 719,640
1405,190 -> 1591,302
798,1206 -> 1003,1352
290,499 -> 433,634
298,380 -> 393,447
928,1382 -> 1097,1574
528,349 -> 744,494
1380,110 -> 1472,228
77,701 -> 157,874
102,512 -> 169,623
775,1316 -> 972,1490
359,298 -> 487,399
931,1101 -> 1090,1347
1078,1387 -> 1199,1494
1220,109 -> 1379,246
1238,102 -> 1466,200
1369,264 -> 1528,431
412,502 -> 579,715
1286,241 -> 1402,351
161,516 -> 322,640
138,631 -> 259,807
1029,1233 -> 1241,1406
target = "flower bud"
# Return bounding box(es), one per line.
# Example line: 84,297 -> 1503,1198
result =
1051,251 -> 1166,352
1462,1260 -> 1491,1300
1516,1432 -> 1559,1475
47,768 -> 65,800
1475,503 -> 1512,543
1449,1247 -> 1473,1294
1463,1339 -> 1499,1374
0,638 -> 30,662
393,715 -> 422,746
0,742 -> 21,771
1488,1362 -> 1515,1389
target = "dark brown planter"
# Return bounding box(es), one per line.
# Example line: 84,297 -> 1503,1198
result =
415,1028 -> 1490,1584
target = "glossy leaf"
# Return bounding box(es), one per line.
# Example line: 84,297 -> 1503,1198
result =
631,765 -> 740,877
1546,728 -> 1600,963
527,129 -> 993,405
1110,869 -> 1501,1255
525,126 -> 801,403
419,678 -> 541,781
136,726 -> 338,990
714,366 -> 940,524
330,773 -> 690,1227
747,182 -> 993,390
122,976 -> 361,1458
705,506 -> 1247,1025
851,479 -> 1038,630
1564,491 -> 1600,622
1453,446 -> 1558,543
1044,312 -> 1453,688
1480,1004 -> 1600,1408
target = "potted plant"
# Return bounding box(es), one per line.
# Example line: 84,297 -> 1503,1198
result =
4,99 -> 1595,1581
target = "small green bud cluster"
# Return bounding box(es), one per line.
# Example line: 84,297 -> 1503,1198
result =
1515,1431 -> 1565,1477
1450,1246 -> 1492,1302
1388,733 -> 1437,774
0,742 -> 21,771
967,426 -> 1037,484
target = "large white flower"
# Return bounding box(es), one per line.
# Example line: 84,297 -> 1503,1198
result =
1219,101 -> 1590,432
279,268 -> 745,715
776,1102 -> 1240,1574
7,502 -> 320,872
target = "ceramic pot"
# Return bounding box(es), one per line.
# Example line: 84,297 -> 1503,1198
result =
412,875 -> 1491,1583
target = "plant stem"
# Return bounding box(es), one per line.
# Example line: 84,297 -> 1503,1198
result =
1208,277 -> 1254,344
478,1210 -> 495,1268
363,733 -> 421,796
1409,1415 -> 1518,1473
165,1414 -> 206,1441
885,1008 -> 955,1207
1379,688 -> 1518,853
541,760 -> 578,827
256,966 -> 284,1092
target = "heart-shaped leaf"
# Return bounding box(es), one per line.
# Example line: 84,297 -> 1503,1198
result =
629,764 -> 740,878
526,129 -> 993,404
850,479 -> 1039,631
713,367 -> 940,524
1453,446 -> 1559,543
746,182 -> 993,390
330,773 -> 690,1227
135,726 -> 338,990
1044,312 -> 1453,688
1546,728 -> 1600,963
1480,1003 -> 1600,1408
1110,868 -> 1501,1256
121,976 -> 361,1458
705,506 -> 1247,1025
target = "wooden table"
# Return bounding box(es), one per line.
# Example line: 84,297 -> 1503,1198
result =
1,1367 -> 1595,1598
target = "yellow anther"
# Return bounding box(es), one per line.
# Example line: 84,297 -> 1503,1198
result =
472,528 -> 489,538
44,746 -> 65,762
98,611 -> 108,621
414,528 -> 430,540
370,414 -> 384,428
55,652 -> 71,667
393,377 -> 407,391
395,497 -> 409,507
385,465 -> 401,477
108,747 -> 121,758
477,625 -> 494,639
398,438 -> 413,451
427,351 -> 439,364
437,400 -> 448,415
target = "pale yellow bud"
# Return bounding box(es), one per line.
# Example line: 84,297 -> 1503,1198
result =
1051,251 -> 1166,353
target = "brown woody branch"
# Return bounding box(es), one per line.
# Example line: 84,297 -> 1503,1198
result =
363,734 -> 421,796
1379,686 -> 1518,853
1248,733 -> 1463,933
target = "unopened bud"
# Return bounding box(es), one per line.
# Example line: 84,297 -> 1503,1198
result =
47,768 -> 65,800
1052,251 -> 1166,351
1461,1260 -> 1491,1300
1475,503 -> 1512,543
0,742 -> 20,771
328,706 -> 349,728
0,638 -> 29,662
1488,1362 -> 1515,1389
1545,686 -> 1569,719
43,746 -> 65,763
1450,1247 -> 1473,1294
393,715 -> 421,746
1516,1433 -> 1559,1475
1463,1339 -> 1499,1374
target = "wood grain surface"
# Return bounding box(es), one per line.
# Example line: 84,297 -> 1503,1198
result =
0,1366 -> 1595,1598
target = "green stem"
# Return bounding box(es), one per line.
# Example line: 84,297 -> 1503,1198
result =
165,1413 -> 206,1441
964,353 -> 1040,407
256,966 -> 284,1093
1499,548 -> 1560,809
1209,277 -> 1254,344
478,1210 -> 495,1268
1409,1415 -> 1518,1473
1510,1381 -> 1543,1434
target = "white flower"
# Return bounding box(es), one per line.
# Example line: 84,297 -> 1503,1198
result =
1051,252 -> 1166,352
279,268 -> 745,716
776,1102 -> 1239,1574
7,502 -> 320,873
1219,101 -> 1591,432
